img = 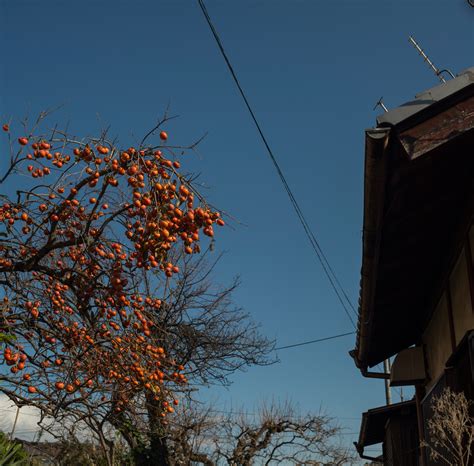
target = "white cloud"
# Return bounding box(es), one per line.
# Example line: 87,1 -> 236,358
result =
0,394 -> 113,446
0,395 -> 54,441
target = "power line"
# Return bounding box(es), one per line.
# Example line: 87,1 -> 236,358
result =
197,0 -> 357,329
196,5 -> 406,404
274,331 -> 355,351
196,2 -> 409,408
200,408 -> 361,420
0,408 -> 39,417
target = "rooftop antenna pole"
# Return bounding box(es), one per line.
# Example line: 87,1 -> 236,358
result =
408,36 -> 455,83
373,97 -> 388,113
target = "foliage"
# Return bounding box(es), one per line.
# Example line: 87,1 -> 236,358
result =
0,333 -> 16,344
54,439 -> 121,466
0,431 -> 29,465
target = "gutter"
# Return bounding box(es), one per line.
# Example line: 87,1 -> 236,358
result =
352,127 -> 391,371
361,367 -> 390,379
354,412 -> 383,462
353,442 -> 383,462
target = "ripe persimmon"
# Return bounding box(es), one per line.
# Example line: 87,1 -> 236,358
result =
97,145 -> 109,154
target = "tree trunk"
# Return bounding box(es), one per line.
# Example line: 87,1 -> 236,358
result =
131,393 -> 172,466
132,435 -> 170,466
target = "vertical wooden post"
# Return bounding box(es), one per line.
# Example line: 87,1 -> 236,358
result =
415,386 -> 427,466
446,282 -> 457,352
465,230 -> 474,313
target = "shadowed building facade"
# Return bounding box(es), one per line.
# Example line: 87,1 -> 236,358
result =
351,67 -> 474,465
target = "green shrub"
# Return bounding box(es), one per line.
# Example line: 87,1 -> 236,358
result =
0,431 -> 29,465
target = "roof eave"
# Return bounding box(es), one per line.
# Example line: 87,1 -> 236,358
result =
356,400 -> 417,453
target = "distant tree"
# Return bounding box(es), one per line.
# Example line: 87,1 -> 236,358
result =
160,401 -> 355,465
422,387 -> 474,466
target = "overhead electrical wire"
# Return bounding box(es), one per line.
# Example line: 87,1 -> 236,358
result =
197,0 -> 357,329
274,331 -> 355,351
197,4 -> 403,403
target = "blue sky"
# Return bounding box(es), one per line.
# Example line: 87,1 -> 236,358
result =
1,0 -> 473,457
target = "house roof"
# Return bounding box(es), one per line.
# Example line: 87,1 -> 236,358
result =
376,68 -> 474,128
352,68 -> 474,370
355,400 -> 417,454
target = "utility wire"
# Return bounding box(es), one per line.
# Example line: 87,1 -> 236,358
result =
197,0 -> 357,328
197,3 -> 407,405
208,409 -> 362,420
274,331 -> 355,351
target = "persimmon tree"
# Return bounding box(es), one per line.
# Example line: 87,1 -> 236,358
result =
104,249 -> 273,464
29,246 -> 274,465
0,112 -> 238,464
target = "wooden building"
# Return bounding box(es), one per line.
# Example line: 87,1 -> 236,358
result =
351,67 -> 474,465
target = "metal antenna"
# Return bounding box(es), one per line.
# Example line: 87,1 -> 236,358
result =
373,97 -> 388,113
408,36 -> 455,83
408,36 -> 447,83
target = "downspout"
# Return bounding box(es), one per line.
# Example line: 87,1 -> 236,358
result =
348,350 -> 390,378
361,367 -> 390,379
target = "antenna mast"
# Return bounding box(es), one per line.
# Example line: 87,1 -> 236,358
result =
373,97 -> 388,113
408,36 -> 455,83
